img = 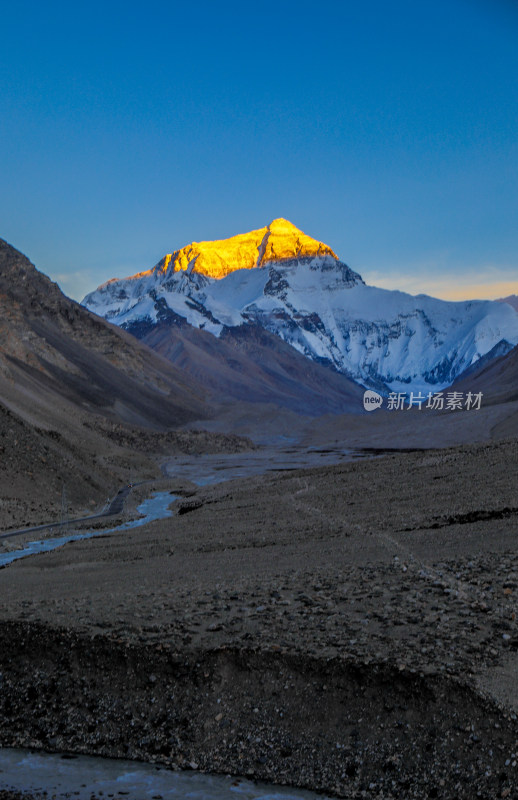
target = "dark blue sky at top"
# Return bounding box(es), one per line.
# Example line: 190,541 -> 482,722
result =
1,0 -> 517,300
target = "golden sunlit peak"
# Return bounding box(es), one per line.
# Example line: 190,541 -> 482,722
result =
153,219 -> 338,280
127,253 -> 173,282
159,253 -> 173,272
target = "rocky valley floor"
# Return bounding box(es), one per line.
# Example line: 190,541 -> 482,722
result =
0,438 -> 517,799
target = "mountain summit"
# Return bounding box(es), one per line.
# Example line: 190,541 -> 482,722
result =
83,222 -> 518,393
127,218 -> 339,282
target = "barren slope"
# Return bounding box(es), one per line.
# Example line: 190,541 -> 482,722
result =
139,320 -> 365,415
0,238 -> 251,529
0,238 -> 209,429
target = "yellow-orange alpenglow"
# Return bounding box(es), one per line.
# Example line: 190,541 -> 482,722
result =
143,218 -> 338,281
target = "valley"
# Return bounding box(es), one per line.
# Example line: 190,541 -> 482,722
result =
0,438 -> 517,799
2,1 -> 517,795
0,228 -> 517,800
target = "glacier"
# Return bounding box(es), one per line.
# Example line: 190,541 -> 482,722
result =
83,252 -> 518,394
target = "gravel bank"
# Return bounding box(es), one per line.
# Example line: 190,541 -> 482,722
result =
1,439 -> 517,798
1,621 -> 518,799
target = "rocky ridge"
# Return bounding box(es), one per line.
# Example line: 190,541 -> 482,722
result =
83,222 -> 518,393
113,218 -> 339,282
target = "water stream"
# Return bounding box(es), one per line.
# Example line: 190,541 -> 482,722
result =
0,462 -> 340,797
0,491 -> 177,569
0,748 -> 333,800
163,445 -> 359,487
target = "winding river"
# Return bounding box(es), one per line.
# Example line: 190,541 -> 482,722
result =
0,450 -> 350,798
0,491 -> 177,569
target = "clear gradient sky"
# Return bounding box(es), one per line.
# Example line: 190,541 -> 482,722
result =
1,0 -> 517,301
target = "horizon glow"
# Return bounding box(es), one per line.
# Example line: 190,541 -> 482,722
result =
1,0 -> 517,304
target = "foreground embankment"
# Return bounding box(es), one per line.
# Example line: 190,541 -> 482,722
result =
0,620 -> 517,799
1,440 -> 518,798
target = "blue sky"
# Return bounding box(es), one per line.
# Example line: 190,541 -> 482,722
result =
1,0 -> 517,301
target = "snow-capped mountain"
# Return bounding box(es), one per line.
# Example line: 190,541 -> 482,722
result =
496,295 -> 518,313
83,219 -> 518,393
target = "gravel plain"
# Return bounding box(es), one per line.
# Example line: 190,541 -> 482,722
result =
0,439 -> 517,799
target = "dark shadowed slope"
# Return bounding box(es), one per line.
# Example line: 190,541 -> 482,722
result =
0,238 -> 208,429
0,237 -> 213,529
451,343 -> 518,406
132,318 -> 365,416
448,343 -> 518,439
451,339 -> 515,385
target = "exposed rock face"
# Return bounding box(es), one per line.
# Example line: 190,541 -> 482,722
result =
0,237 -> 207,427
452,342 -> 518,412
83,220 -> 518,394
125,218 -> 338,281
138,321 -> 365,416
0,237 -> 258,530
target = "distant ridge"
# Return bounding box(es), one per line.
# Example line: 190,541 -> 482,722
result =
83,221 -> 518,394
496,295 -> 518,313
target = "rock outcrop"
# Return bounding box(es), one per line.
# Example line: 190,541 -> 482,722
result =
125,218 -> 338,281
